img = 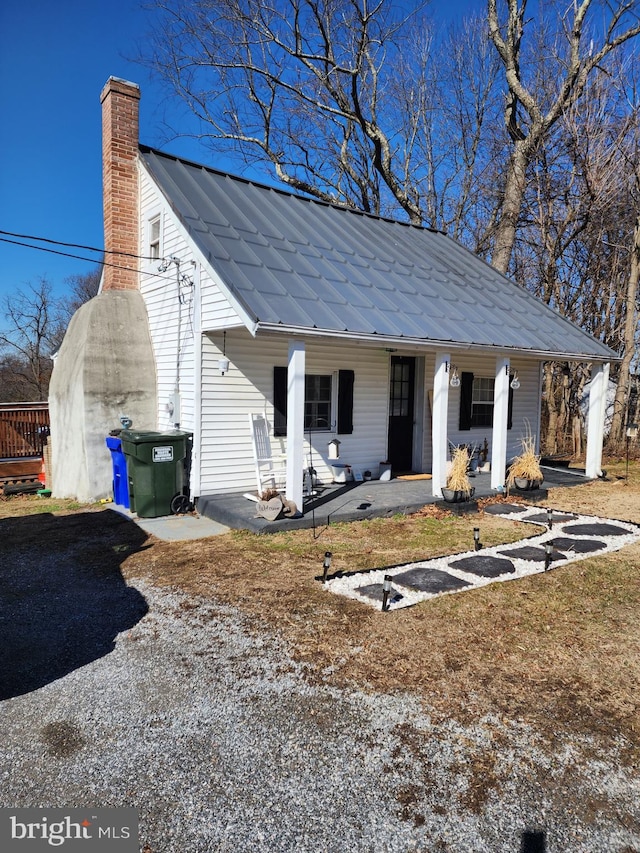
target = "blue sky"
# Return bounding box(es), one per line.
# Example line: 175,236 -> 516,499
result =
0,0 -> 481,305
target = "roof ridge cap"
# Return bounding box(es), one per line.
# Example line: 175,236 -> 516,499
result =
138,144 -> 442,233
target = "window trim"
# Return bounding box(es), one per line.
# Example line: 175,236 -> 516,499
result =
146,212 -> 162,269
470,376 -> 495,428
304,373 -> 333,431
459,371 -> 513,431
273,367 -> 354,436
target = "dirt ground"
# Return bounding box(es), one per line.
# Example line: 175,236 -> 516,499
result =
5,460 -> 638,762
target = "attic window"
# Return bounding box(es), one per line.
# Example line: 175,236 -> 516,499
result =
149,215 -> 161,260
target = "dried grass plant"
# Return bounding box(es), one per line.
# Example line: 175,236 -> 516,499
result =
506,428 -> 543,489
447,446 -> 472,494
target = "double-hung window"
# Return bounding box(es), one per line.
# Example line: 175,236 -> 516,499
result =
273,367 -> 354,436
470,377 -> 494,427
148,215 -> 161,260
459,371 -> 513,430
304,374 -> 332,430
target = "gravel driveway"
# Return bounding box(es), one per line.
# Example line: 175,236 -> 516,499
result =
1,512 -> 638,852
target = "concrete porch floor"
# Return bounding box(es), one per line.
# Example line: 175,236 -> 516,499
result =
197,464 -> 593,534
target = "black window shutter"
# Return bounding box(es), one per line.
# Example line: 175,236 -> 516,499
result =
508,380 -> 514,430
337,370 -> 354,434
459,372 -> 473,430
273,366 -> 287,436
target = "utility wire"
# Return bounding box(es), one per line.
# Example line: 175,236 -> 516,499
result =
0,229 -> 159,262
0,236 -> 182,285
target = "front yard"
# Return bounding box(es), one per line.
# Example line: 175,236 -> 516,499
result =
4,460 -> 639,752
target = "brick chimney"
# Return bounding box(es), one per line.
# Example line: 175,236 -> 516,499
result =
100,77 -> 140,291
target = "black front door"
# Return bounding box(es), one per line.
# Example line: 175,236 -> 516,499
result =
387,356 -> 415,472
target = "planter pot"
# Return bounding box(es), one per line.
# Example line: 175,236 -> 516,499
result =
442,486 -> 475,503
514,477 -> 543,490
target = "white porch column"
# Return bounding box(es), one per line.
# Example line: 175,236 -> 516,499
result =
585,362 -> 610,479
286,340 -> 305,510
491,357 -> 510,491
431,353 -> 450,498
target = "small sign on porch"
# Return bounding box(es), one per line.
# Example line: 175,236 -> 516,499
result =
256,495 -> 284,521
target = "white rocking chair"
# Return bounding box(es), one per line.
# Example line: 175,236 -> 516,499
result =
248,413 -> 288,496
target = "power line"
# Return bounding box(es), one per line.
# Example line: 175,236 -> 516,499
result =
0,236 -> 181,285
0,229 -> 158,262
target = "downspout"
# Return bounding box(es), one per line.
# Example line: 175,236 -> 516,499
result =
191,261 -> 202,501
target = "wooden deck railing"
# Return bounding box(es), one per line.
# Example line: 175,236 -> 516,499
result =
0,403 -> 50,459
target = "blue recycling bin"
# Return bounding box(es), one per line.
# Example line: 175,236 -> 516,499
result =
106,435 -> 130,508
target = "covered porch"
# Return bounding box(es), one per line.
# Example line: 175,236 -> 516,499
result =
198,463 -> 593,533
269,340 -> 610,515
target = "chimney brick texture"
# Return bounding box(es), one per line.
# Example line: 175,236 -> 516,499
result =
101,77 -> 140,291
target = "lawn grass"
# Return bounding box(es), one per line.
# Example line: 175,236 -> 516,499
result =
0,493 -> 89,518
3,460 -> 639,752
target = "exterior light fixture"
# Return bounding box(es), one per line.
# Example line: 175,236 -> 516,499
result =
382,575 -> 392,611
544,542 -> 553,571
322,551 -> 332,583
510,372 -> 520,390
218,330 -> 229,375
547,508 -> 553,529
449,364 -> 461,387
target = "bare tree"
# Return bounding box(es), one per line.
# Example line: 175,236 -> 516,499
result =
486,49 -> 639,453
487,0 -> 640,274
143,0 -> 427,220
140,0 -> 509,233
0,278 -> 66,401
61,265 -> 102,321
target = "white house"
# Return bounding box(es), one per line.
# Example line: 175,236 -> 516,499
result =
49,77 -> 616,508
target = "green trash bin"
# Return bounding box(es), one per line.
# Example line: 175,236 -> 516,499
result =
120,429 -> 192,518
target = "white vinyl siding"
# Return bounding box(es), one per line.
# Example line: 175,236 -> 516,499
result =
199,332 -> 391,494
445,355 -> 541,461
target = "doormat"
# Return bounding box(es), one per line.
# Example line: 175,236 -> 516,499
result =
396,473 -> 433,481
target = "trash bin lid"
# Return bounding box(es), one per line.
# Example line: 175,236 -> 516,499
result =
105,435 -> 122,450
120,429 -> 190,443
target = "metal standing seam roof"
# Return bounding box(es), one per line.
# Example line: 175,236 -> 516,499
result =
139,146 -> 618,362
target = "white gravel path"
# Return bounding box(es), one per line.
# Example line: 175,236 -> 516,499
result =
324,505 -> 640,610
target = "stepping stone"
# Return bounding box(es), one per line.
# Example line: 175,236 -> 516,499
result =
392,567 -> 472,593
550,537 -> 606,554
356,582 -> 404,604
448,555 -> 516,578
562,523 -> 630,537
525,511 -> 578,524
484,503 -> 525,515
498,545 -> 567,563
